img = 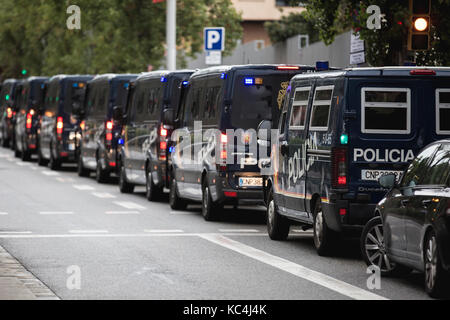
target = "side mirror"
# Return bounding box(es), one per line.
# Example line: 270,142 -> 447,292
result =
379,174 -> 397,189
257,120 -> 272,146
112,106 -> 123,122
163,108 -> 174,126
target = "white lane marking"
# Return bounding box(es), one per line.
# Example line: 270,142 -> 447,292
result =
170,211 -> 197,215
56,177 -> 76,183
0,154 -> 11,158
292,229 -> 313,234
69,230 -> 109,234
55,177 -> 65,183
199,234 -> 388,301
6,158 -> 14,162
218,229 -> 260,233
16,162 -> 30,166
113,201 -> 146,210
0,233 -> 267,238
0,231 -> 32,234
105,211 -> 140,215
42,171 -> 59,176
144,229 -> 184,233
92,192 -> 116,199
39,211 -> 74,215
31,166 -> 37,170
0,212 -> 8,215
73,184 -> 95,191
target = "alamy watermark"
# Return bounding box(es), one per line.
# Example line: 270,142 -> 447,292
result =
67,5 -> 81,30
66,265 -> 81,290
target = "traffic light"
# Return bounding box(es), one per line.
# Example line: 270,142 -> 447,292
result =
408,0 -> 431,51
21,69 -> 27,76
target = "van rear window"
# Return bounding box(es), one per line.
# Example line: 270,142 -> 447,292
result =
361,88 -> 410,134
436,89 -> 450,134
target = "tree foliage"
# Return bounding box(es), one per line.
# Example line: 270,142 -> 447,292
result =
0,0 -> 243,79
304,0 -> 450,66
264,11 -> 320,44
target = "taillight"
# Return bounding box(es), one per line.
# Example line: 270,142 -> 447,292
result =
26,112 -> 33,130
332,147 -> 347,188
6,108 -> 12,119
105,120 -> 113,148
277,66 -> 300,70
160,125 -> 167,137
80,121 -> 85,131
56,117 -> 64,137
218,133 -> 228,171
410,69 -> 436,76
106,121 -> 113,130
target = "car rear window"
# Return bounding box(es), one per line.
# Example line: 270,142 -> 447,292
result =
231,74 -> 291,130
361,88 -> 410,134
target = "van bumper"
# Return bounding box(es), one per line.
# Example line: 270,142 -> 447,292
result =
212,175 -> 265,206
323,200 -> 376,233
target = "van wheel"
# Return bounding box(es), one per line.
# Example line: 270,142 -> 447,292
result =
21,139 -> 31,161
146,168 -> 163,202
424,230 -> 450,298
267,189 -> 290,240
361,216 -> 412,276
201,181 -> 220,221
313,200 -> 337,256
49,147 -> 61,170
169,176 -> 186,210
0,134 -> 8,148
37,144 -> 48,166
96,158 -> 109,183
77,154 -> 90,177
119,164 -> 134,193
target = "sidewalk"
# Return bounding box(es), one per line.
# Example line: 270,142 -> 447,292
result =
0,245 -> 59,300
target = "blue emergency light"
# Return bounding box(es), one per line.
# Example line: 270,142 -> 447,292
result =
244,78 -> 254,85
316,61 -> 329,71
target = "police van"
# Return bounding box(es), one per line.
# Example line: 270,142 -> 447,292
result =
77,74 -> 137,182
118,70 -> 194,200
168,64 -> 316,220
0,79 -> 21,148
261,67 -> 450,255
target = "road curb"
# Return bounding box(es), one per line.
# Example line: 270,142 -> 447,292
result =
0,244 -> 59,300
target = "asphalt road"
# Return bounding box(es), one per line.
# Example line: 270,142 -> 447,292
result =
0,147 -> 432,300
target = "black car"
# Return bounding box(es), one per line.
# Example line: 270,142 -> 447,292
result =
361,139 -> 450,298
14,77 -> 48,161
169,65 -> 315,220
0,79 -> 21,148
37,75 -> 93,169
77,74 -> 137,182
118,70 -> 194,199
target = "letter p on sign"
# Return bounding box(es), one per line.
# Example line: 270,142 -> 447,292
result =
204,27 -> 225,51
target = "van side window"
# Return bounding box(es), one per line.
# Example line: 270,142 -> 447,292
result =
310,86 -> 333,131
289,87 -> 310,130
436,89 -> 450,134
361,87 -> 410,134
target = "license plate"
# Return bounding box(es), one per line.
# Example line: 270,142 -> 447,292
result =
239,177 -> 263,187
361,169 -> 403,181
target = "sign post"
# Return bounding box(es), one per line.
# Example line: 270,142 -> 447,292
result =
166,0 -> 176,71
204,27 -> 225,65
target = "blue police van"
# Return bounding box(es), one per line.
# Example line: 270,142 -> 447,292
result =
260,67 -> 450,256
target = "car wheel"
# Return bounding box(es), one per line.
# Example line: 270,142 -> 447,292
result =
96,157 -> 109,183
118,164 -> 134,193
361,216 -> 412,276
201,181 -> 220,221
424,230 -> 450,298
313,200 -> 337,256
146,168 -> 163,202
169,176 -> 186,210
77,154 -> 90,177
267,189 -> 290,240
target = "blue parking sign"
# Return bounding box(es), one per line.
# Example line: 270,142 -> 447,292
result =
204,27 -> 225,51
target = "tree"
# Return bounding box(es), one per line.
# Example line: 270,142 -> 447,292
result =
0,0 -> 242,79
264,11 -> 320,44
304,0 -> 450,66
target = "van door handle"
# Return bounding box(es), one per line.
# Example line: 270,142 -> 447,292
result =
401,199 -> 409,207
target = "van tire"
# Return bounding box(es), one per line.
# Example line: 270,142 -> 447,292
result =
96,158 -> 109,183
201,181 -> 220,221
119,164 -> 134,193
146,168 -> 163,202
77,154 -> 90,177
313,200 -> 337,256
169,176 -> 187,211
267,189 -> 290,240
37,144 -> 48,166
49,145 -> 61,170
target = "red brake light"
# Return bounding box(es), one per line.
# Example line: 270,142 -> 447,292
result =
221,133 -> 227,143
410,69 -> 436,76
339,208 -> 347,216
26,113 -> 32,129
332,147 -> 347,188
160,126 -> 167,137
106,133 -> 113,141
80,121 -> 85,131
224,191 -> 237,197
277,66 -> 300,70
56,117 -> 63,135
6,108 -> 12,118
160,141 -> 167,150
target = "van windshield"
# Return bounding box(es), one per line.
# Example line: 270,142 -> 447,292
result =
231,74 -> 290,130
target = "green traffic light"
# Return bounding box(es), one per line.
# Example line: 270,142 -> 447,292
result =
340,134 -> 348,145
21,69 -> 27,75
5,95 -> 10,101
